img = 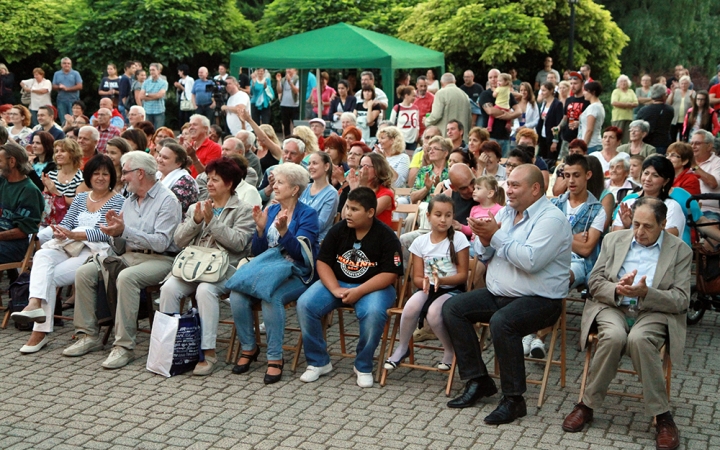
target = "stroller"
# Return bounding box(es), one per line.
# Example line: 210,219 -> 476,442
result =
686,194 -> 720,325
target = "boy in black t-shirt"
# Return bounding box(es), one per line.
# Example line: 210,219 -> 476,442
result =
297,187 -> 404,388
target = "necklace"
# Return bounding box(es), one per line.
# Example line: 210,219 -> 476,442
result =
88,191 -> 108,203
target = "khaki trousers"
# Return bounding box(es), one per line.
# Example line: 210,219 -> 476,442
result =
583,307 -> 670,416
74,253 -> 173,350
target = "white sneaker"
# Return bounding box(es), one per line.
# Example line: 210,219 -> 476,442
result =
353,366 -> 374,388
259,322 -> 266,335
299,363 -> 333,382
530,338 -> 546,359
522,335 -> 534,356
101,346 -> 136,369
62,334 -> 103,357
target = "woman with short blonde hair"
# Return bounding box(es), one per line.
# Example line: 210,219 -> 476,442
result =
376,126 -> 409,187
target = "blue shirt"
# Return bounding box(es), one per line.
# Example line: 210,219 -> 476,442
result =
474,196 -> 572,298
191,79 -> 215,106
306,72 -> 317,101
300,184 -> 339,241
617,233 -> 663,305
52,69 -> 82,102
141,77 -> 168,114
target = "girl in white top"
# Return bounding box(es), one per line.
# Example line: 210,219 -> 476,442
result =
384,195 -> 470,371
578,81 -> 606,152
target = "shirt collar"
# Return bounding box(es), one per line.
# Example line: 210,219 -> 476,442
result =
631,231 -> 664,250
510,195 -> 548,221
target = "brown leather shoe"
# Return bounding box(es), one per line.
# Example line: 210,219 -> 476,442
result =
562,402 -> 593,432
655,414 -> 680,450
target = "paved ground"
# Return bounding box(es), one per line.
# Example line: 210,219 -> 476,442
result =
0,292 -> 718,450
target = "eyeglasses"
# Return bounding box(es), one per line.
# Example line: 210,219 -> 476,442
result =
666,152 -> 681,158
360,164 -> 374,170
428,146 -> 444,152
505,163 -> 519,169
690,141 -> 708,146
121,168 -> 140,175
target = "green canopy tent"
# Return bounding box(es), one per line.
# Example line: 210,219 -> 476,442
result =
229,22 -> 445,119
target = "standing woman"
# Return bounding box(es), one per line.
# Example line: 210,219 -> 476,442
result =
21,68 -> 52,126
578,81 -> 605,153
426,69 -> 439,95
346,152 -> 396,227
666,75 -> 695,141
330,80 -> 357,132
610,75 -> 638,144
249,68 -> 274,125
174,64 -> 194,127
98,63 -> 121,102
682,90 -> 719,141
557,81 -> 571,108
376,126 -> 410,188
155,141 -> 199,214
389,86 -> 420,152
0,64 -> 14,106
535,82 -> 564,164
7,105 -> 33,144
159,157 -> 254,375
309,71 -> 336,121
635,74 -> 653,115
300,152 -> 339,241
354,87 -> 382,143
512,82 -> 539,134
230,163 -> 319,384
104,137 -> 132,195
132,70 -> 147,107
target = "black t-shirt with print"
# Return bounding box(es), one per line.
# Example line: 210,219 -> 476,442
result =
319,218 -> 404,284
459,83 -> 484,105
561,96 -> 589,142
478,89 -> 517,140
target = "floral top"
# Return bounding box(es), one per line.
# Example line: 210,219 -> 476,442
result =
170,174 -> 199,215
412,164 -> 449,202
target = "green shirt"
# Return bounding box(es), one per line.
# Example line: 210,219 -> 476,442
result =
0,176 -> 44,235
412,165 -> 449,202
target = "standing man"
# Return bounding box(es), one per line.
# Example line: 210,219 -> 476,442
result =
442,165 -> 571,424
94,108 -> 121,154
52,57 -> 83,122
557,72 -> 589,161
118,61 -> 136,120
222,77 -> 251,136
690,130 -> 720,220
184,114 -> 221,178
354,71 -> 388,110
214,64 -> 229,83
191,67 -> 215,124
139,63 -> 168,130
277,68 -> 300,137
459,70 -> 484,126
580,64 -> 594,83
477,69 -> 521,156
562,197 -> 690,450
534,56 -> 561,91
63,152 -> 181,369
413,76 -> 435,139
425,73 -> 472,141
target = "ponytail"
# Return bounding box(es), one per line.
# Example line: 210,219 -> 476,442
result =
428,193 -> 458,265
447,224 -> 458,266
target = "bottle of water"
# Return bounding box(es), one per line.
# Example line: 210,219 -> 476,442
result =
626,299 -> 638,328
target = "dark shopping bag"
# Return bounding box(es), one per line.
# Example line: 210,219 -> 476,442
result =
146,308 -> 202,377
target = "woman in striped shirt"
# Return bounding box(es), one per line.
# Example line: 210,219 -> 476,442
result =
11,155 -> 125,354
39,139 -> 87,231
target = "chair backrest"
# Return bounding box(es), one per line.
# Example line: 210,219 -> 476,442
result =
0,233 -> 38,273
396,254 -> 416,309
467,256 -> 479,291
395,187 -> 412,197
395,203 -> 420,233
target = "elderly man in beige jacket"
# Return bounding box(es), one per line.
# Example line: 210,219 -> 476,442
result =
424,73 -> 472,141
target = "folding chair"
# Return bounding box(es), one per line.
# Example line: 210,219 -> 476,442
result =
100,285 -> 159,345
0,234 -> 39,329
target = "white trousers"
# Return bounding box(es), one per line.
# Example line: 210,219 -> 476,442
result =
158,275 -> 229,350
28,247 -> 92,333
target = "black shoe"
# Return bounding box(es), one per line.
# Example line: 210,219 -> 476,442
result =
263,361 -> 284,385
383,347 -> 411,370
484,396 -> 527,425
447,376 -> 498,408
232,347 -> 260,374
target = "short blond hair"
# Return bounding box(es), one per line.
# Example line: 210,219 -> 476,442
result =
376,126 -> 406,156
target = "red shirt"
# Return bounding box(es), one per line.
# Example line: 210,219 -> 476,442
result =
375,185 -> 395,227
413,92 -> 435,136
673,168 -> 701,196
710,84 -> 720,112
190,137 -> 221,178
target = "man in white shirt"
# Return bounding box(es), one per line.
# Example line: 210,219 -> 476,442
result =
222,77 -> 250,135
354,71 -> 387,110
691,129 -> 720,220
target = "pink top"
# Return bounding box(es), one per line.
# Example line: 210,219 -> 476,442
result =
462,203 -> 503,237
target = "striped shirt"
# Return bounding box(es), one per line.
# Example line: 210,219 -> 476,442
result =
58,192 -> 125,242
48,169 -> 84,198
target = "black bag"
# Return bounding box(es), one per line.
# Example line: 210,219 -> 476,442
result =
8,272 -> 32,331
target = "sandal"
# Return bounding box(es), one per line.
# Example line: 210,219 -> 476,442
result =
383,348 -> 411,370
436,362 -> 452,371
263,361 -> 284,385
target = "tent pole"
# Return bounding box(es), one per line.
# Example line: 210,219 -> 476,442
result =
299,69 -> 307,120
316,68 -> 322,119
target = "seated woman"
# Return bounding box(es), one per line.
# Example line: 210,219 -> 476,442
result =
617,120 -> 656,158
475,140 -> 505,181
336,142 -> 371,212
410,136 -> 450,203
10,155 -> 125,353
155,140 -> 199,215
39,139 -> 87,237
149,126 -> 175,154
342,126 -> 363,146
159,157 -> 255,376
605,154 -> 638,204
28,131 -> 56,191
376,126 -> 410,188
300,152 -> 339,241
7,104 -> 32,144
346,152 -> 396,227
229,163 -> 319,384
121,128 -> 148,152
239,107 -> 282,173
325,134 -> 349,184
384,195 -> 469,371
668,142 -> 700,195
105,137 -> 133,196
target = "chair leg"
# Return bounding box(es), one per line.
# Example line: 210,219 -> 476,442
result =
102,324 -> 113,346
379,314 -> 401,386
338,309 -> 347,355
537,319 -> 560,408
226,325 -> 237,364
290,333 -> 303,373
578,337 -> 595,403
560,301 -> 567,388
445,354 -> 458,397
1,309 -> 9,329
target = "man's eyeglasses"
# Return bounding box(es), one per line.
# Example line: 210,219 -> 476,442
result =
690,141 -> 708,146
121,168 -> 140,175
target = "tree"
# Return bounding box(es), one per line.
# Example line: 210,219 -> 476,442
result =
56,0 -> 256,72
258,0 -> 419,44
397,0 -> 628,82
0,0 -> 70,63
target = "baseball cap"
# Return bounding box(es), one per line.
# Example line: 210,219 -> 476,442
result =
568,71 -> 583,81
309,118 -> 325,127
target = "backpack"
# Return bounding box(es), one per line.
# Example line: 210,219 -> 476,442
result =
8,272 -> 32,331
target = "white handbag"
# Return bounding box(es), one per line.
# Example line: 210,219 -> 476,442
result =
171,245 -> 229,283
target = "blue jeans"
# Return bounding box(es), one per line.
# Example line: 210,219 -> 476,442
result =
146,113 -> 165,131
442,288 -> 562,396
195,104 -> 214,124
588,145 -> 602,154
229,276 -> 309,361
0,239 -> 29,265
703,211 -> 720,222
491,138 -> 511,158
296,280 -> 396,373
56,100 -> 74,124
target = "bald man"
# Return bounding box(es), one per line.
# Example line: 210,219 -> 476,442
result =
192,66 -> 216,124
442,164 -> 572,424
90,98 -> 125,129
94,107 -> 121,154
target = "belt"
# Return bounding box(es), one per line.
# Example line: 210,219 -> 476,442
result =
127,249 -> 178,257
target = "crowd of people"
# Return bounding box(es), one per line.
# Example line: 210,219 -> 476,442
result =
3,57 -> 720,450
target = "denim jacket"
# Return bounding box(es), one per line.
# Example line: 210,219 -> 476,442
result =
552,191 -> 603,276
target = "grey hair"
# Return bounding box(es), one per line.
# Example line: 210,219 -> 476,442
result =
609,154 -> 630,171
441,73 -> 456,84
340,112 -> 356,125
1,140 -> 32,175
679,75 -> 691,84
223,136 -> 245,154
121,150 -> 158,178
283,137 -> 306,155
616,74 -> 632,88
61,57 -> 71,63
693,129 -> 715,144
360,71 -> 374,81
130,105 -> 146,119
629,120 -> 650,134
272,162 -> 309,194
633,196 -> 667,225
190,114 -> 211,129
236,130 -> 256,150
650,84 -> 667,100
79,125 -> 99,142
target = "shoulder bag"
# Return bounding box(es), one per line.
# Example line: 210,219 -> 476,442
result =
172,245 -> 230,283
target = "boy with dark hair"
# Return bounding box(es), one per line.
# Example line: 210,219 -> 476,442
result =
297,187 -> 404,388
